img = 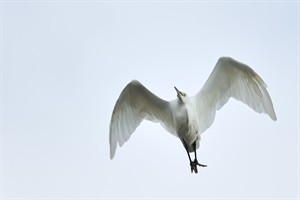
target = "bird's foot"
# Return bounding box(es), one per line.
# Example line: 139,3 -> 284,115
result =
190,159 -> 207,174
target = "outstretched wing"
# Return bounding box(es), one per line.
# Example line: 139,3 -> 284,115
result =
193,57 -> 277,133
109,80 -> 174,159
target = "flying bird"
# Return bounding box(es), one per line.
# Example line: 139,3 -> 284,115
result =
109,57 -> 277,173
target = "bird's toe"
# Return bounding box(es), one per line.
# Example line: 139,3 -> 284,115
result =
190,162 -> 199,174
194,159 -> 207,167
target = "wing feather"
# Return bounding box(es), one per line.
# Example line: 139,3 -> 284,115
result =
109,80 -> 174,159
193,57 -> 277,133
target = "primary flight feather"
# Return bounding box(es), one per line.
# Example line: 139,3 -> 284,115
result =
109,57 -> 277,173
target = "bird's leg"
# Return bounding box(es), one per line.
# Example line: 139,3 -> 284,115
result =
182,139 -> 199,173
193,141 -> 207,170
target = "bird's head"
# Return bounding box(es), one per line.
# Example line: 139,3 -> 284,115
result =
174,86 -> 187,103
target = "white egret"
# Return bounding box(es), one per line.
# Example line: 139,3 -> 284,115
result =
109,57 -> 277,173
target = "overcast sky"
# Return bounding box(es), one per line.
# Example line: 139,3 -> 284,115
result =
1,1 -> 299,199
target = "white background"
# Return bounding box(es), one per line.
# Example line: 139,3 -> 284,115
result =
1,1 -> 298,199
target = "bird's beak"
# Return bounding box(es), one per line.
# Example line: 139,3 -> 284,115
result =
174,86 -> 181,95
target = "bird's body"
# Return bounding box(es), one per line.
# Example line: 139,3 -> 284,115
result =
109,57 -> 277,173
172,97 -> 201,152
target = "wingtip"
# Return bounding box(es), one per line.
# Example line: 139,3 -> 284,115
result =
268,109 -> 277,121
109,128 -> 117,160
110,149 -> 115,160
270,106 -> 277,121
109,142 -> 116,160
271,114 -> 277,121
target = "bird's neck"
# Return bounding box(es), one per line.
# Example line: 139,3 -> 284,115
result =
177,98 -> 185,105
177,96 -> 190,105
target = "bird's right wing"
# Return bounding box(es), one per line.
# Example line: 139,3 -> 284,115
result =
193,57 -> 277,134
109,80 -> 174,159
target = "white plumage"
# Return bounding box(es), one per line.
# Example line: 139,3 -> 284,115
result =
109,57 -> 277,173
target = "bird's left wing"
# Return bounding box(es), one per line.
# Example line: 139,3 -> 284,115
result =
192,57 -> 277,134
109,80 -> 174,159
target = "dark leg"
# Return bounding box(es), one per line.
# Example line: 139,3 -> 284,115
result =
182,140 -> 206,173
193,142 -> 207,170
184,143 -> 193,163
181,139 -> 195,173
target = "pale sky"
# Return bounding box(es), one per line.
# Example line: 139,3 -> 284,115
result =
1,1 -> 299,199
